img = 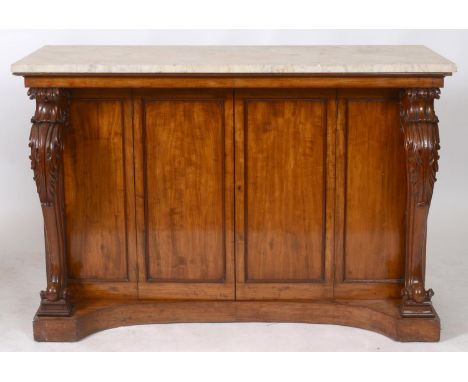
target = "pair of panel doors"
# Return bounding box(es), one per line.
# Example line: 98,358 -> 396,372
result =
64,88 -> 406,300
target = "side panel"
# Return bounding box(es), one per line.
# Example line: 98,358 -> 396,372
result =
335,89 -> 406,299
64,89 -> 137,298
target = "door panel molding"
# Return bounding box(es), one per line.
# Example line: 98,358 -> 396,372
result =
234,89 -> 336,300
334,89 -> 405,299
133,89 -> 235,300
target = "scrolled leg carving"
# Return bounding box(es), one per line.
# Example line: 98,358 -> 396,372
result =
399,88 -> 440,318
28,88 -> 72,316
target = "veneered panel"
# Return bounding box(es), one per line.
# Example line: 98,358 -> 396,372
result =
64,100 -> 128,280
344,99 -> 406,281
144,99 -> 225,282
245,99 -> 326,281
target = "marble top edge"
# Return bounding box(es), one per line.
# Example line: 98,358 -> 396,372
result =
11,45 -> 457,74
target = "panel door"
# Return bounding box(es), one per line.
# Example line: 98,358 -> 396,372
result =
134,90 -> 235,300
235,90 -> 336,300
64,89 -> 138,298
334,89 -> 406,299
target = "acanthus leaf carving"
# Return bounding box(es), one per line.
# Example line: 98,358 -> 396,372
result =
28,88 -> 69,207
399,88 -> 439,318
28,88 -> 72,316
400,88 -> 440,207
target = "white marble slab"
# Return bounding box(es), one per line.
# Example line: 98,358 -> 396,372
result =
11,45 -> 457,74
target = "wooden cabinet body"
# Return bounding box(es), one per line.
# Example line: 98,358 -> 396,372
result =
61,86 -> 409,302
14,45 -> 455,342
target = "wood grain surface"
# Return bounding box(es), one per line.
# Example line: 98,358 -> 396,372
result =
64,94 -> 130,281
234,90 -> 336,300
134,90 -> 235,300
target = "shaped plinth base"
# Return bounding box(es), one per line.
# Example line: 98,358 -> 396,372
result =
33,299 -> 440,342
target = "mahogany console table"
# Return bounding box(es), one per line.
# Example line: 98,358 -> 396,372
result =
12,46 -> 456,342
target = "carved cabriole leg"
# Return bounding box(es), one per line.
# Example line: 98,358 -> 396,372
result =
399,88 -> 440,318
28,88 -> 72,316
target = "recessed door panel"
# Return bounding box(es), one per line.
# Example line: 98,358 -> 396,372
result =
134,90 -> 235,300
235,90 -> 336,300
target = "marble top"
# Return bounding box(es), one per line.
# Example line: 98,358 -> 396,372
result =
11,45 -> 457,74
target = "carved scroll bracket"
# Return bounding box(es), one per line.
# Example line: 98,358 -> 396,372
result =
28,88 -> 72,316
399,88 -> 440,318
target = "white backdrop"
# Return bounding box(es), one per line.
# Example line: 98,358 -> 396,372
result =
0,30 -> 467,350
